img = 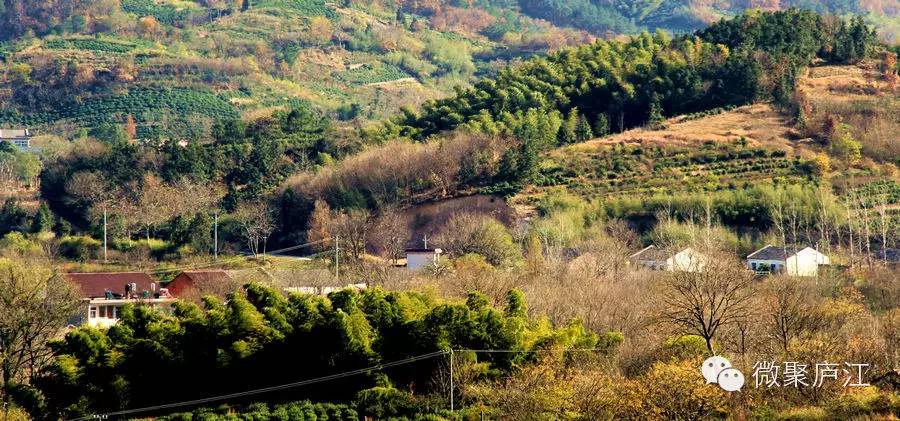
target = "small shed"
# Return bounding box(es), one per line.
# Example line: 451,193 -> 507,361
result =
406,248 -> 442,272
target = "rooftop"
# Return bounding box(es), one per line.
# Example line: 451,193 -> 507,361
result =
64,272 -> 157,299
746,245 -> 808,260
0,129 -> 30,138
405,248 -> 442,254
629,245 -> 675,262
173,270 -> 232,283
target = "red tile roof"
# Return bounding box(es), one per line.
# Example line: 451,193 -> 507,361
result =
64,272 -> 157,298
166,270 -> 232,297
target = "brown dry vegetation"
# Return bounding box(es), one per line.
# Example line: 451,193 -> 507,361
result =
798,62 -> 900,163
284,132 -> 512,207
571,103 -> 800,151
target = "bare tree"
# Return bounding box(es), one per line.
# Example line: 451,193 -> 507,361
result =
661,257 -> 755,353
763,276 -> 821,353
306,199 -> 332,253
0,260 -> 80,412
332,209 -> 371,261
129,174 -> 181,241
233,201 -> 276,258
66,170 -> 126,260
370,207 -> 409,265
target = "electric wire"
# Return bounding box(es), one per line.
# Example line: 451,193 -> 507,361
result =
67,350 -> 448,421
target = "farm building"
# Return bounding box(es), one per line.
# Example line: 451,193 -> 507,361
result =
746,245 -> 830,277
628,245 -> 707,272
64,272 -> 173,328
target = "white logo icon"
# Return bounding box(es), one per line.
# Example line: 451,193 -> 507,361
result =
717,367 -> 745,391
701,356 -> 744,392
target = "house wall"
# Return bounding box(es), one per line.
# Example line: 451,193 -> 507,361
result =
407,253 -> 438,271
166,273 -> 193,297
671,249 -> 706,272
788,249 -> 830,277
81,299 -> 173,327
748,258 -> 786,273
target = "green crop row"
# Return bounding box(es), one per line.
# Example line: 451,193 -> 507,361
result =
44,38 -> 139,53
255,0 -> 334,17
122,0 -> 191,25
0,87 -> 238,137
338,63 -> 411,85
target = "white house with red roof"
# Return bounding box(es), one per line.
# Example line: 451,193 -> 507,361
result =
64,272 -> 173,327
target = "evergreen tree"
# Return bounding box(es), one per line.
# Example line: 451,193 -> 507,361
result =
575,113 -> 594,141
594,113 -> 610,137
558,108 -> 578,145
647,94 -> 666,130
31,203 -> 54,233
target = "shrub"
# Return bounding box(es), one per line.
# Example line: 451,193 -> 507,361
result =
355,387 -> 419,418
59,235 -> 101,261
436,213 -> 520,266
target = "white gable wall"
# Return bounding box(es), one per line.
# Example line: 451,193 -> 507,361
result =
670,248 -> 707,272
787,247 -> 830,277
748,247 -> 829,277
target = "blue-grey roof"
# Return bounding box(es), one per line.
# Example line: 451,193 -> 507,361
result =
747,245 -> 806,260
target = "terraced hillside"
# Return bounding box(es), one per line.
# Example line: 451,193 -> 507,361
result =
0,0 -> 593,140
515,62 -> 900,207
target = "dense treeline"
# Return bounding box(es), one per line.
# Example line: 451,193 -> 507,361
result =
484,0 -> 893,35
400,9 -> 876,141
34,105 -> 341,253
27,284 -> 615,420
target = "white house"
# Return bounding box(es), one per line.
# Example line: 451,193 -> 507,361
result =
406,248 -> 442,272
0,128 -> 32,149
285,283 -> 368,296
628,245 -> 707,272
64,272 -> 174,328
746,245 -> 830,277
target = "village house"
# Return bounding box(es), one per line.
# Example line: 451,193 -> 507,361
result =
165,270 -> 234,298
628,245 -> 707,272
746,245 -> 830,276
0,128 -> 32,149
284,283 -> 368,296
406,248 -> 442,271
64,272 -> 174,328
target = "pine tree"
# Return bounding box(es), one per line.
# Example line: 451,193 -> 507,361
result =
594,113 -> 610,137
575,114 -> 594,141
31,203 -> 54,233
558,108 -> 578,145
647,95 -> 666,130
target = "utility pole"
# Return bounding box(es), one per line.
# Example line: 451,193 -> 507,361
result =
449,349 -> 454,412
103,208 -> 108,263
334,235 -> 339,280
213,212 -> 219,260
423,234 -> 428,249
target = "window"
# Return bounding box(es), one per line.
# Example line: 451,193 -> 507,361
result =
751,262 -> 757,270
89,306 -> 97,319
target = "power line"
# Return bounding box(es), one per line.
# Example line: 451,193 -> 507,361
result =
147,239 -> 327,275
67,350 -> 448,421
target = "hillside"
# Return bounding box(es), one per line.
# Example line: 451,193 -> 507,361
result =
0,1 -> 898,142
0,0 -> 594,140
508,61 -> 900,221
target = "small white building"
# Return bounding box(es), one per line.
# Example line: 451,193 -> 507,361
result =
746,245 -> 830,277
628,245 -> 707,272
284,283 -> 368,296
406,248 -> 442,272
65,272 -> 173,328
0,128 -> 31,149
